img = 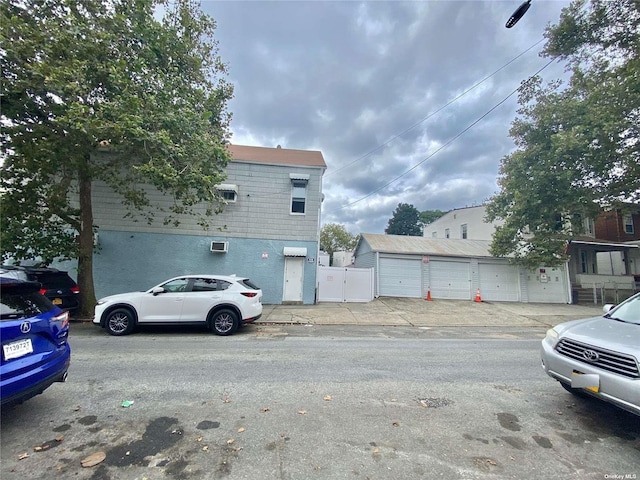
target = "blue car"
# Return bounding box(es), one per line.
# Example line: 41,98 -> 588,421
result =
1,278 -> 71,406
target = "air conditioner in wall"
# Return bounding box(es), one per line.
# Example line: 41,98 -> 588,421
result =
210,241 -> 228,253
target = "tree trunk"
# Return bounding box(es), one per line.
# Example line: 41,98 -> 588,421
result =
77,164 -> 97,318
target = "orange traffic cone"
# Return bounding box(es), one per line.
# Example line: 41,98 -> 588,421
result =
425,288 -> 432,301
474,288 -> 482,303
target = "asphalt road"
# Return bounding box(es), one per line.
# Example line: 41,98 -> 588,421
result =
1,323 -> 639,480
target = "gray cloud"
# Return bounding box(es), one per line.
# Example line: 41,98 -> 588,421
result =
204,0 -> 571,234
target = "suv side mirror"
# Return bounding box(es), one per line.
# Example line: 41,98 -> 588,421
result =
151,287 -> 165,296
603,304 -> 615,313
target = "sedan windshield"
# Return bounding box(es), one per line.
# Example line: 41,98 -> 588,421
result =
606,294 -> 640,325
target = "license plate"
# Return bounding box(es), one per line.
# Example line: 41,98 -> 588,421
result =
3,339 -> 33,360
52,298 -> 63,305
571,372 -> 599,393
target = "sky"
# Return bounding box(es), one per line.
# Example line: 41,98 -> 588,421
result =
200,0 -> 572,235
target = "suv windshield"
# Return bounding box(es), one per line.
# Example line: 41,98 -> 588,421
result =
606,294 -> 640,325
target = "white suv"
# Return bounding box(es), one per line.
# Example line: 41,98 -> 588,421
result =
93,275 -> 262,336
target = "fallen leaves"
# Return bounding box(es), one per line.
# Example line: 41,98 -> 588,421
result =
80,451 -> 106,468
323,395 -> 332,401
297,410 -> 307,415
237,427 -> 245,433
18,452 -> 29,460
260,407 -> 270,413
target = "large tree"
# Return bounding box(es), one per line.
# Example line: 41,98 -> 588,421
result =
420,209 -> 445,226
1,0 -> 234,316
486,0 -> 640,269
385,203 -> 422,236
320,223 -> 358,263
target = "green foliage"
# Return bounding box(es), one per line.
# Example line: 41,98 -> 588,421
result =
487,0 -> 640,269
419,210 -> 445,226
0,0 -> 234,313
320,224 -> 358,261
385,203 -> 423,236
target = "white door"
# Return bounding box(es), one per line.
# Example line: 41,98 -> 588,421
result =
478,263 -> 520,302
139,277 -> 188,322
379,258 -> 422,297
180,277 -> 224,322
283,257 -> 304,302
525,267 -> 568,303
430,261 -> 471,299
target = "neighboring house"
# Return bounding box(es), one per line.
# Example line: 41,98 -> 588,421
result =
595,205 -> 640,242
354,234 -> 570,303
423,205 -> 501,240
332,251 -> 354,267
422,204 -> 639,303
62,144 -> 327,305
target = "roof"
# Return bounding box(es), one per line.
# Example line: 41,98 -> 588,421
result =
569,236 -> 638,249
227,144 -> 327,168
358,233 -> 496,258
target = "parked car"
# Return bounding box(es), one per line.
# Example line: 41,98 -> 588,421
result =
0,278 -> 71,406
541,292 -> 640,416
93,275 -> 263,336
0,266 -> 80,314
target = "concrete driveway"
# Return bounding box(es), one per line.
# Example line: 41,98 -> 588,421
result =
258,297 -> 606,328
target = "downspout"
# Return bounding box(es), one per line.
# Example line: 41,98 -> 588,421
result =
565,261 -> 572,304
375,251 -> 380,298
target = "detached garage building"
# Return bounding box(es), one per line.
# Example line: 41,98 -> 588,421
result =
353,233 -> 570,303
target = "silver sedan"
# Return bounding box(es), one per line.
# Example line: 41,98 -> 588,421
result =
541,292 -> 640,416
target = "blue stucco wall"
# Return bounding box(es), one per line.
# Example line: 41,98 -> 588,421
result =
57,231 -> 319,305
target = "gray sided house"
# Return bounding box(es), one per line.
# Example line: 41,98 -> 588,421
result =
354,233 -> 570,303
424,205 -> 639,303
73,145 -> 326,304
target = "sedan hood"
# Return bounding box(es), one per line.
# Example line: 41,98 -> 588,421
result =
558,316 -> 639,353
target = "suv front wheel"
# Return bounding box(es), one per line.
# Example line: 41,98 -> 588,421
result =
105,307 -> 136,336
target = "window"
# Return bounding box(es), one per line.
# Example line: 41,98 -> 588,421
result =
222,191 -> 236,202
191,278 -> 231,292
161,278 -> 189,293
216,184 -> 238,203
580,251 -> 589,274
431,232 -> 437,238
624,214 -> 634,234
445,228 -> 450,239
584,217 -> 594,236
461,224 -> 468,239
291,180 -> 307,214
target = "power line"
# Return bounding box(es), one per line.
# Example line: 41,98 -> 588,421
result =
324,37 -> 545,178
339,58 -> 556,210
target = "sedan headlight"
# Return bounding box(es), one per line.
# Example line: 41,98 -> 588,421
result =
545,328 -> 560,348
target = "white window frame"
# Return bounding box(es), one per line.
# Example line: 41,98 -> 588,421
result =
624,214 -> 634,234
290,179 -> 307,215
216,184 -> 238,203
461,224 -> 468,239
445,228 -> 450,239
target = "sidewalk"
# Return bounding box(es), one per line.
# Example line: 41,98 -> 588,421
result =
256,297 -> 606,328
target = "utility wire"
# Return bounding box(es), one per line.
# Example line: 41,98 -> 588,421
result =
339,57 -> 556,210
324,37 -> 546,178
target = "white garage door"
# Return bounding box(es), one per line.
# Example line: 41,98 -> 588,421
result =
525,267 -> 568,303
430,261 -> 471,299
479,263 -> 520,302
379,258 -> 422,298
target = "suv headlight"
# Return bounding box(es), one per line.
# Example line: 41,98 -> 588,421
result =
545,328 -> 560,348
